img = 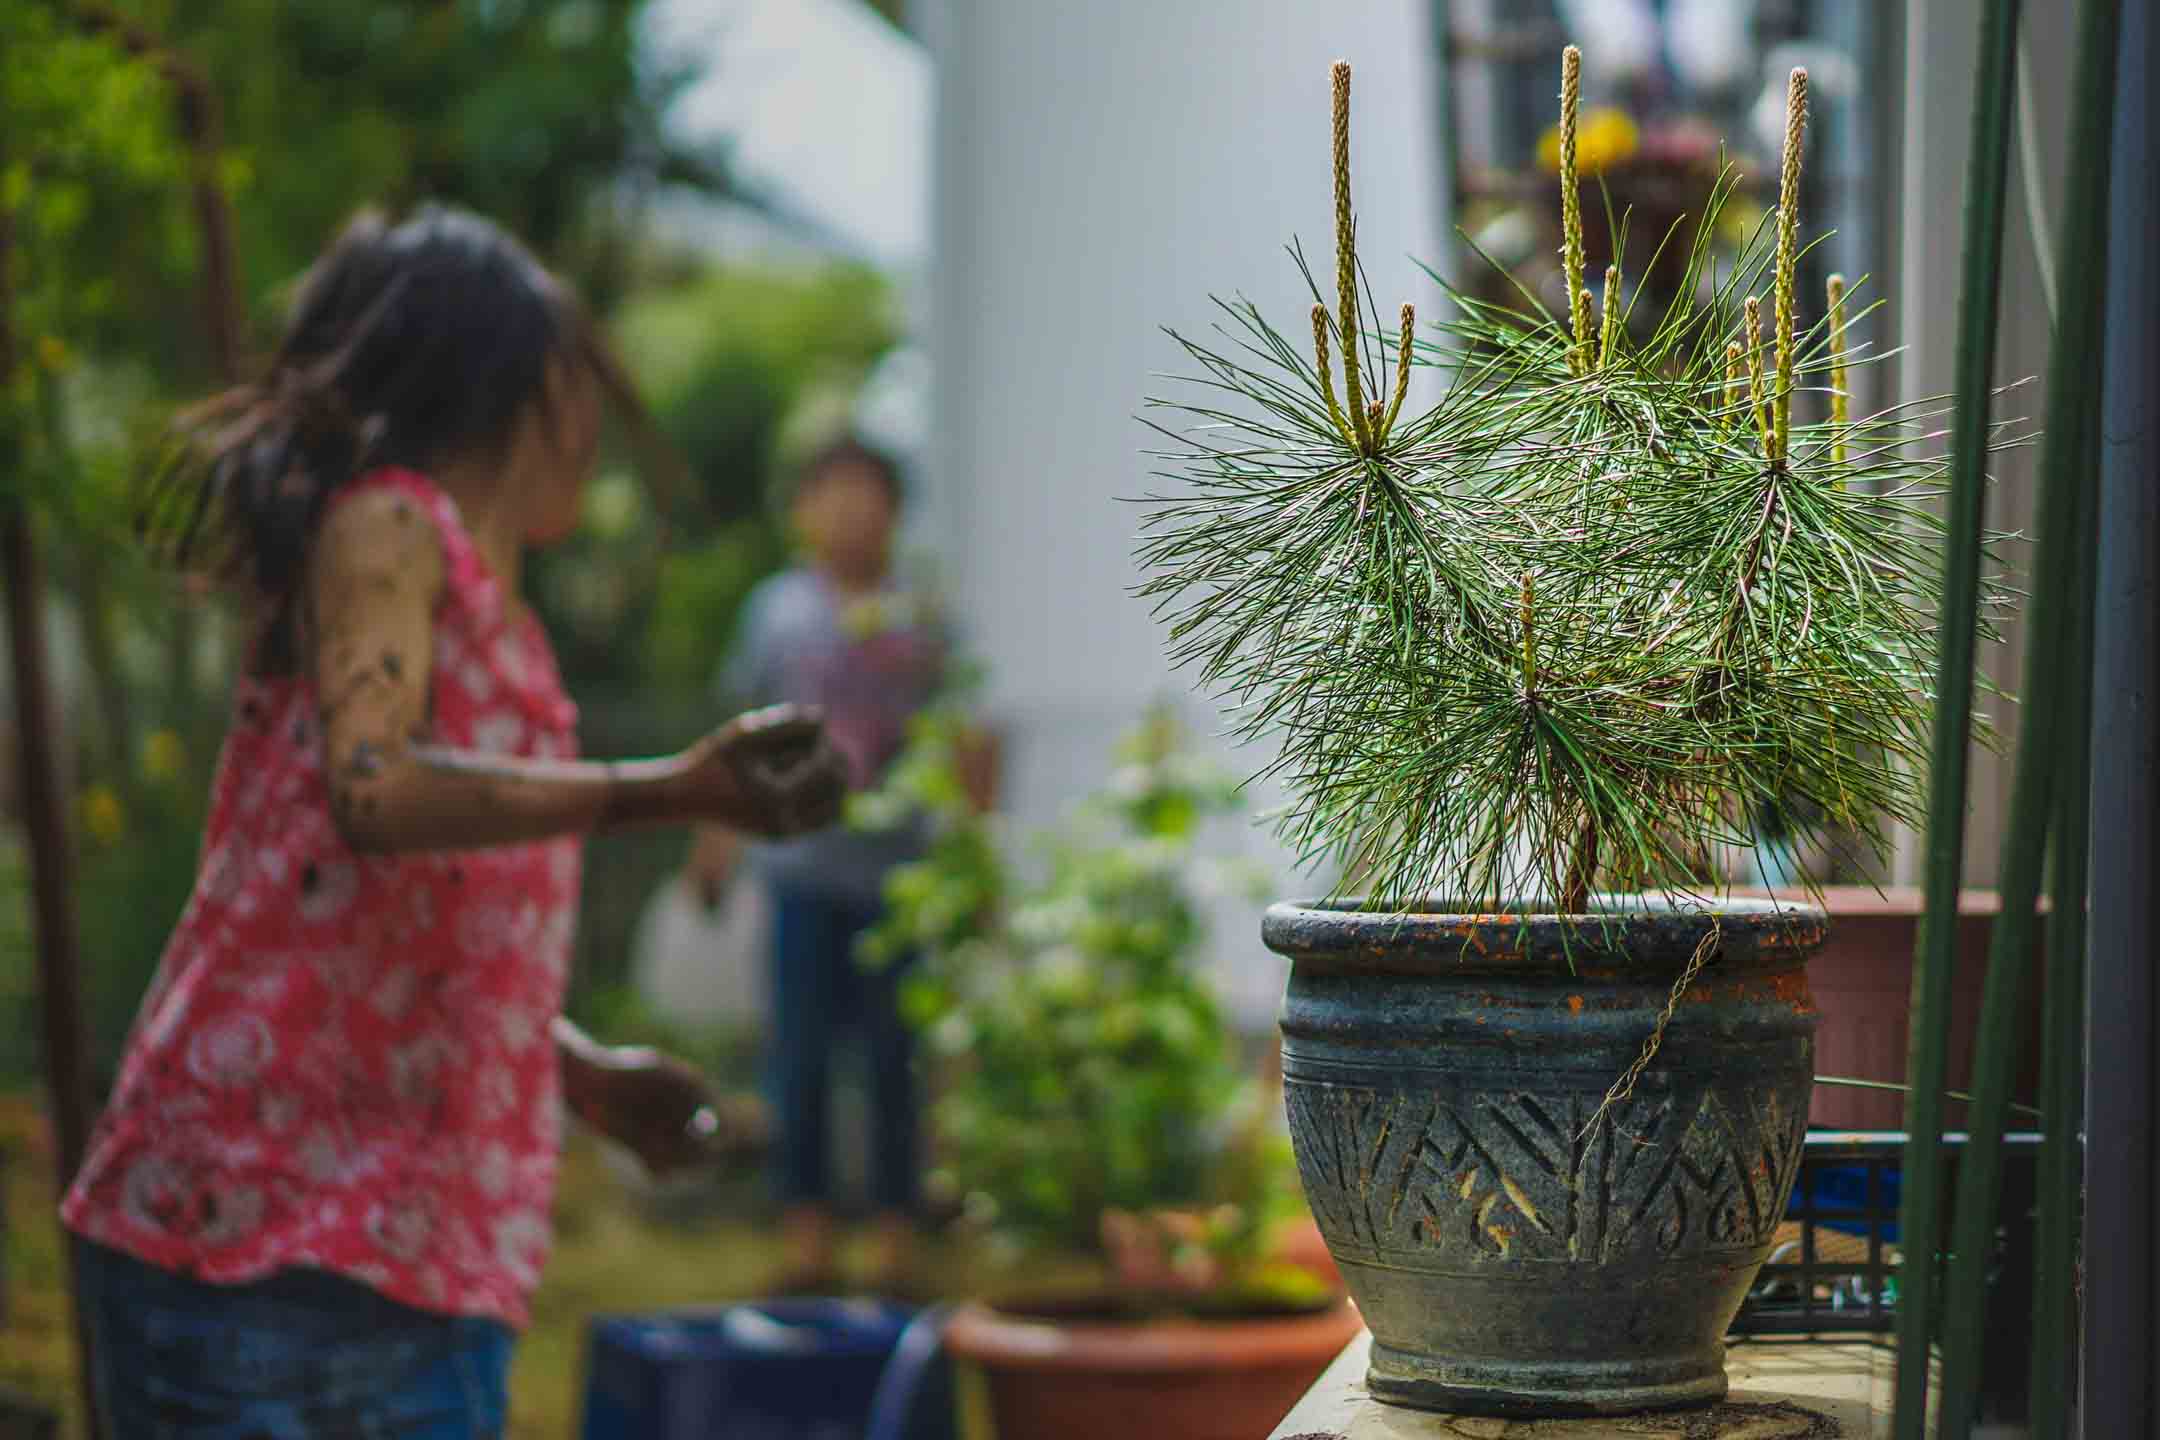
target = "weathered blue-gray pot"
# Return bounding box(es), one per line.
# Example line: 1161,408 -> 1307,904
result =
1268,896 -> 1823,1418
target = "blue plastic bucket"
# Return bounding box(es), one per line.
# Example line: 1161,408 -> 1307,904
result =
1791,1163 -> 1902,1243
580,1299 -> 915,1440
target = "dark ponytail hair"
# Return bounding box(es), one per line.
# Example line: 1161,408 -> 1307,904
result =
143,204 -> 651,665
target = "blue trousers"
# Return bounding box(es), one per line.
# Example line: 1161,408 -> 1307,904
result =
768,885 -> 921,1213
71,1239 -> 512,1439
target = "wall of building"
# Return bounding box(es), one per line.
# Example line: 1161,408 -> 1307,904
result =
924,0 -> 1445,1028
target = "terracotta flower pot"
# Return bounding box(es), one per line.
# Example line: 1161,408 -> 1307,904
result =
943,1298 -> 1362,1440
1273,1215 -> 1342,1292
1269,896 -> 1823,1417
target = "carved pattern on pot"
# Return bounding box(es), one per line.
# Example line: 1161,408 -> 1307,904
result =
1282,1076 -> 1808,1266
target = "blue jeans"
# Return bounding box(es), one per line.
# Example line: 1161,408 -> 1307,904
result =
72,1239 -> 513,1439
768,885 -> 921,1213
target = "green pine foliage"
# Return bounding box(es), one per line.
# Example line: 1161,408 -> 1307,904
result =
1136,53 -> 2016,913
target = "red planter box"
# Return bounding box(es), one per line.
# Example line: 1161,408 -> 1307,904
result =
1743,887 -> 2047,1131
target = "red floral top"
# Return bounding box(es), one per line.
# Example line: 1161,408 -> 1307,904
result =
63,467 -> 582,1328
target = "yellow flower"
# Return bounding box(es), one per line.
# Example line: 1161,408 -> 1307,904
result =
35,335 -> 69,373
1537,106 -> 1640,177
142,728 -> 186,782
81,785 -> 125,846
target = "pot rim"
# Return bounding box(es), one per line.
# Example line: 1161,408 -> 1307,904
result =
941,1297 -> 1363,1375
1264,892 -> 1826,976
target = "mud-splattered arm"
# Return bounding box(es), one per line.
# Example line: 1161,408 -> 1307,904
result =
308,490 -> 845,854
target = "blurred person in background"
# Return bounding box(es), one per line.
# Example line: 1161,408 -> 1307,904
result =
696,437 -> 992,1295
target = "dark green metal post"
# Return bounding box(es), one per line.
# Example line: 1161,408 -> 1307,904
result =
1891,1 -> 2022,1432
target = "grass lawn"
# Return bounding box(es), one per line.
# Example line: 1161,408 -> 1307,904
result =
0,1092 -> 982,1439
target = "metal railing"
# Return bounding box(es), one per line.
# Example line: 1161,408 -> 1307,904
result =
1737,1129 -> 2044,1338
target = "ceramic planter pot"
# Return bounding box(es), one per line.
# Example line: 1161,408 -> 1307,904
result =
943,1298 -> 1362,1440
1267,896 -> 1823,1417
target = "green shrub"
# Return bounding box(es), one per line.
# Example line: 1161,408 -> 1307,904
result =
854,707 -> 1299,1282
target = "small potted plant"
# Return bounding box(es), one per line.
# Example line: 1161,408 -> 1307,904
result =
852,706 -> 1359,1440
1134,50 -> 2010,1417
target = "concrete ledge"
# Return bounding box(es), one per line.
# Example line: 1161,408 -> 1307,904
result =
1270,1331 -> 1911,1438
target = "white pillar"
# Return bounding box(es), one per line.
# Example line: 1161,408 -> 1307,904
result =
927,1 -> 1444,1028
1891,0 -> 2065,887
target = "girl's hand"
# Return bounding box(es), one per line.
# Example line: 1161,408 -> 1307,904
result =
611,1053 -> 767,1180
678,705 -> 848,837
557,1022 -> 771,1179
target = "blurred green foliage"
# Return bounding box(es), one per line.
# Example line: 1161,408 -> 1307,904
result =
1,3 -> 186,499
0,843 -> 36,1085
853,707 -> 1301,1287
111,0 -> 698,319
2,2 -> 200,1090
69,731 -> 210,1086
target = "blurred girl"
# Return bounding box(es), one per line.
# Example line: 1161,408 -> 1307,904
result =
60,206 -> 845,1438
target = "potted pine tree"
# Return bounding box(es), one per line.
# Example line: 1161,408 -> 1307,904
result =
1136,51 -> 2007,1417
852,707 -> 1359,1440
